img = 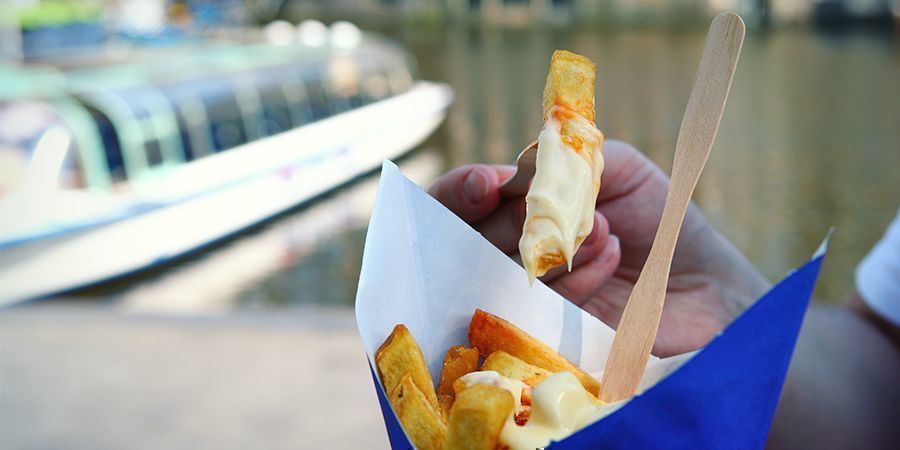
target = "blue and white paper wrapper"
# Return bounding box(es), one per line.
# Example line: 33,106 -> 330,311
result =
356,161 -> 826,449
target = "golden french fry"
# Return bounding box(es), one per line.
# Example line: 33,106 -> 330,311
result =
376,324 -> 440,411
389,374 -> 447,450
436,345 -> 479,419
437,394 -> 454,423
468,309 -> 601,396
541,49 -> 596,124
481,350 -> 552,387
451,377 -> 469,397
437,346 -> 479,397
522,50 -> 605,280
443,384 -> 514,450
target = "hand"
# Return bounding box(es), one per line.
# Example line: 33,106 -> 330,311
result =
429,140 -> 771,357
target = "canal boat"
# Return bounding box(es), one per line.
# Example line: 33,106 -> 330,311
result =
0,32 -> 452,305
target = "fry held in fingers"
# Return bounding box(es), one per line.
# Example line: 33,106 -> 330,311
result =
521,50 -> 605,282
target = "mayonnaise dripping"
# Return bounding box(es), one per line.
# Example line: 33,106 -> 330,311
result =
520,106 -> 604,282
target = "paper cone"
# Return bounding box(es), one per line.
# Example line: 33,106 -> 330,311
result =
356,161 -> 826,449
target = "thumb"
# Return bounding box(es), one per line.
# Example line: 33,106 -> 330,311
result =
428,164 -> 503,223
597,139 -> 667,204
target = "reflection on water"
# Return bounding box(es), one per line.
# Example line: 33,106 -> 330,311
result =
76,26 -> 897,311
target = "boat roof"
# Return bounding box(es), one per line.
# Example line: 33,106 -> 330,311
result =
0,35 -> 409,102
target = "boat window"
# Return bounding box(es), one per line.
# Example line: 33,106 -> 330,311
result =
160,85 -> 214,160
387,67 -> 414,96
330,81 -> 363,113
328,57 -> 362,114
254,80 -> 293,137
304,79 -> 331,121
114,87 -> 185,171
84,105 -> 126,183
171,106 -> 198,161
361,71 -> 390,104
206,94 -> 248,152
144,138 -> 164,167
281,78 -> 312,127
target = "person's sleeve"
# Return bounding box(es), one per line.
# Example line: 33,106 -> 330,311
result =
855,209 -> 900,326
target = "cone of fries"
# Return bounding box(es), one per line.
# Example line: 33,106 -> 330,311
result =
355,49 -> 827,449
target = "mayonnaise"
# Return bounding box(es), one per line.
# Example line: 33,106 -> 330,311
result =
500,372 -> 624,450
458,371 -> 527,412
520,106 -> 604,282
462,370 -> 623,449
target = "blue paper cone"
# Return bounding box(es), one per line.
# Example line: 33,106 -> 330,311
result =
358,161 -> 827,449
550,255 -> 825,449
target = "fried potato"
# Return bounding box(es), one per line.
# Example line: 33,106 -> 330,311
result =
523,50 -> 604,280
436,345 -> 479,418
468,309 -> 601,396
437,394 -> 454,423
437,346 -> 479,397
376,324 -> 440,411
443,384 -> 514,450
389,374 -> 447,450
451,377 -> 475,397
481,350 -> 552,388
541,49 -> 596,123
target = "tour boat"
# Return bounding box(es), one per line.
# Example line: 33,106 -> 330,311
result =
0,32 -> 452,305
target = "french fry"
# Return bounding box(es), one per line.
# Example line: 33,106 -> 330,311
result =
443,384 -> 514,450
468,309 -> 601,396
521,50 -> 605,280
436,345 -> 479,419
541,49 -> 596,124
389,374 -> 447,450
437,394 -> 454,423
376,324 -> 440,411
437,346 -> 479,396
481,350 -> 551,387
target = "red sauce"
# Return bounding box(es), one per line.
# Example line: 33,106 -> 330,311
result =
515,407 -> 532,426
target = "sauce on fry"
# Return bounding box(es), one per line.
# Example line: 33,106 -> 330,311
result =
500,372 -> 624,450
458,371 -> 527,411
460,370 -> 623,449
520,106 -> 604,282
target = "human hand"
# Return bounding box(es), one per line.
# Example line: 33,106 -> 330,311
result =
429,140 -> 771,357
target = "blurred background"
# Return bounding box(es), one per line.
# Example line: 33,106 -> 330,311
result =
1,0 -> 897,448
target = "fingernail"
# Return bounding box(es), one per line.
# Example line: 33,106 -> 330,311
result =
603,235 -> 621,260
464,169 -> 489,204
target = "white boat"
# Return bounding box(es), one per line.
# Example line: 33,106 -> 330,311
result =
0,33 -> 453,306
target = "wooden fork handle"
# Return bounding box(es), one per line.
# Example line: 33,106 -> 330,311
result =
599,12 -> 745,403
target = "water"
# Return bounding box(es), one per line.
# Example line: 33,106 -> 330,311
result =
77,26 -> 899,312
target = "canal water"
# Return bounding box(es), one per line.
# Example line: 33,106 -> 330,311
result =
76,25 -> 899,313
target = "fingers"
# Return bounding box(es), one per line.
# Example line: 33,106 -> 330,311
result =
549,235 -> 621,307
473,200 -> 527,254
597,139 -> 664,204
428,164 -> 506,223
